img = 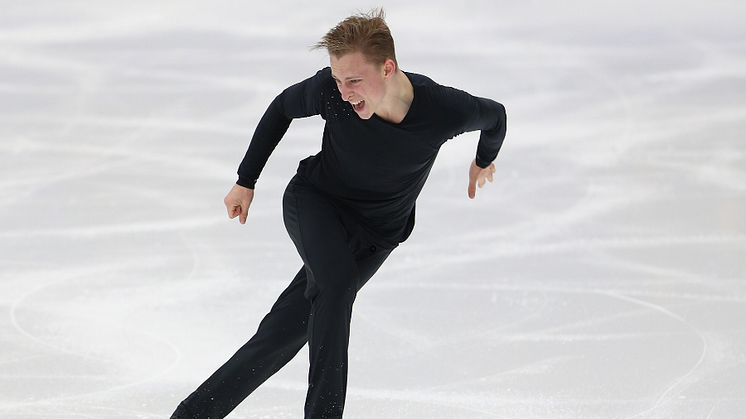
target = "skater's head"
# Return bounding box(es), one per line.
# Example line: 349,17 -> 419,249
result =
313,8 -> 398,68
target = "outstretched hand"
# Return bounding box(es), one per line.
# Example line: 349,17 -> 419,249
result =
224,183 -> 255,224
468,159 -> 496,199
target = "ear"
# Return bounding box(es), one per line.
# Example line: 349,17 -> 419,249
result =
382,59 -> 396,78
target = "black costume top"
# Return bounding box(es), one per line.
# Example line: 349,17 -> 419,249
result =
237,67 -> 507,246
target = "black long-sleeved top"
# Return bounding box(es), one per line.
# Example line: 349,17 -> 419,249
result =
237,67 -> 507,246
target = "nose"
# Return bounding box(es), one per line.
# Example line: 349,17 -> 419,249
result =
338,85 -> 353,101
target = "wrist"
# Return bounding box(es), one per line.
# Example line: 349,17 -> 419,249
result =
475,156 -> 491,168
236,177 -> 257,189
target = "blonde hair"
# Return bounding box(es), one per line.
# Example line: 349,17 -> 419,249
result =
313,8 -> 398,67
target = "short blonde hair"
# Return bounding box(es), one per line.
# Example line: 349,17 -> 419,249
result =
313,8 -> 398,67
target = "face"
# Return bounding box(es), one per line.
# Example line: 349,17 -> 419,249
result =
330,51 -> 393,120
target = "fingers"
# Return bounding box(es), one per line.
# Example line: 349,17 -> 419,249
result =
480,163 -> 495,187
227,203 -> 241,219
478,173 -> 493,188
227,201 -> 249,224
468,182 -> 477,199
487,163 -> 495,183
224,184 -> 255,224
468,161 -> 496,199
468,159 -> 480,199
239,205 -> 248,225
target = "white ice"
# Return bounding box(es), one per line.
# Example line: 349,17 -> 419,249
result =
1,1 -> 745,418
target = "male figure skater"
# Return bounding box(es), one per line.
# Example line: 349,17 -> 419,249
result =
171,9 -> 506,419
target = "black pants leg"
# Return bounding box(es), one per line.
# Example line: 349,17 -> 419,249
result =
172,268 -> 311,419
173,177 -> 393,419
283,177 -> 394,419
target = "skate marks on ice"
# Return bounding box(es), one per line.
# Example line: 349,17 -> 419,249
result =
2,0 -> 746,418
358,169 -> 746,417
1,258 -> 186,418
349,270 -> 744,418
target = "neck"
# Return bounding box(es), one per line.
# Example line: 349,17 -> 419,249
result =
377,69 -> 414,124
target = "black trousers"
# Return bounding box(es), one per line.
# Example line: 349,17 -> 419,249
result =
173,176 -> 394,419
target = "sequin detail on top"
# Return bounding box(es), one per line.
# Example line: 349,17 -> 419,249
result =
324,90 -> 355,122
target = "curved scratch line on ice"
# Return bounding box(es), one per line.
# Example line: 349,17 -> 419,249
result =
6,273 -> 189,406
178,230 -> 202,283
44,234 -> 200,401
601,291 -> 708,417
65,324 -> 184,398
14,327 -> 184,407
5,230 -> 199,403
50,232 -> 205,400
9,269 -> 120,367
706,399 -> 723,419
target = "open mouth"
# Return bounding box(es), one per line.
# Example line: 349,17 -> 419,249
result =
350,99 -> 365,112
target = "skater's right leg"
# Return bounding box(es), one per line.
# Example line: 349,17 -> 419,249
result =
282,177 -> 394,419
172,267 -> 311,419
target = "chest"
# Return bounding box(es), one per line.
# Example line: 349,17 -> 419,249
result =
326,116 -> 442,170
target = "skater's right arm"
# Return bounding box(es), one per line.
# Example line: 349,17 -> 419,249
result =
236,69 -> 327,189
226,70 -> 326,224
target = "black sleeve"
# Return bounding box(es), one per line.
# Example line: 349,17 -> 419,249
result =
472,97 -> 507,168
236,69 -> 327,188
436,86 -> 507,168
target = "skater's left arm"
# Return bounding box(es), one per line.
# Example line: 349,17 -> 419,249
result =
459,94 -> 507,199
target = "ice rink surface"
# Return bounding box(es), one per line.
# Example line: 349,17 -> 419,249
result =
1,1 -> 745,418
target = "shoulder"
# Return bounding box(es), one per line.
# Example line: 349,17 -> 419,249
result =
405,71 -> 473,104
309,67 -> 344,101
292,67 -> 335,93
406,76 -> 478,121
315,67 -> 333,81
284,67 -> 335,93
404,71 -> 438,87
403,72 -> 505,135
302,67 -> 354,121
277,67 -> 342,119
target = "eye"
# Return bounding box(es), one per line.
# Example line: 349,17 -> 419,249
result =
350,79 -> 361,85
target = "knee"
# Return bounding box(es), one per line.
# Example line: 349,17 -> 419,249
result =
306,272 -> 359,305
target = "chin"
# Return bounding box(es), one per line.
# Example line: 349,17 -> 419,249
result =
353,108 -> 374,119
